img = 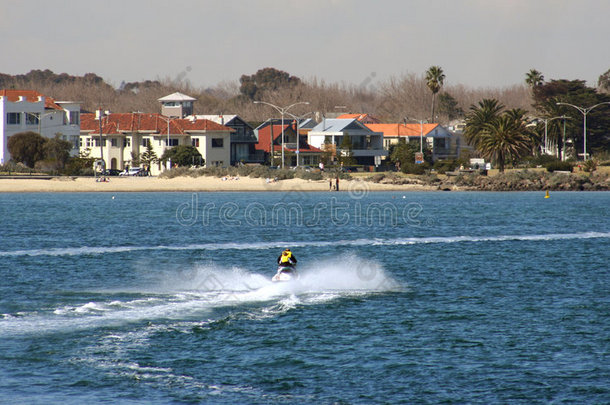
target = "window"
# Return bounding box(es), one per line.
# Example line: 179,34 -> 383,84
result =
192,138 -> 200,147
7,112 -> 20,125
212,138 -> 224,148
86,138 -> 92,148
111,138 -> 118,147
123,138 -> 131,147
167,138 -> 178,146
79,138 -> 83,148
142,138 -> 151,147
69,111 -> 80,125
25,113 -> 39,125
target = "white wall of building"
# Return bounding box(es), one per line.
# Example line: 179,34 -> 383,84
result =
0,95 -> 80,164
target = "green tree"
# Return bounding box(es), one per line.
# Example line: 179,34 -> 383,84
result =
161,145 -> 203,167
64,149 -> 95,176
478,115 -> 532,172
140,143 -> 158,170
534,79 -> 610,154
525,69 -> 544,88
464,99 -> 505,148
43,134 -> 73,169
437,92 -> 463,120
597,68 -> 610,92
239,67 -> 301,100
425,66 -> 445,122
7,131 -> 46,167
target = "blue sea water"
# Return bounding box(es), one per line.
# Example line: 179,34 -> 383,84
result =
0,191 -> 608,404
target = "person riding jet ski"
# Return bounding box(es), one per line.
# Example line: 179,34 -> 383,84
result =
273,249 -> 298,282
277,248 -> 297,269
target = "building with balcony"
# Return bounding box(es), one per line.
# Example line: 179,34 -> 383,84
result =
80,113 -> 232,175
255,122 -> 321,167
0,90 -> 80,164
307,118 -> 387,166
193,115 -> 263,164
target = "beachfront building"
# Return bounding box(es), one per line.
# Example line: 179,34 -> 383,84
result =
255,122 -> 322,167
0,89 -> 80,164
192,115 -> 263,165
366,123 -> 457,161
79,113 -> 233,175
307,118 -> 388,166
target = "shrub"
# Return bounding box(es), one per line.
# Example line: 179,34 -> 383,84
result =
433,159 -> 457,174
582,159 -> 598,173
402,162 -> 430,175
544,161 -> 573,172
296,171 -> 323,181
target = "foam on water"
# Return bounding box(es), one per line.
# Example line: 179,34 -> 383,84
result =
0,254 -> 397,337
1,231 -> 607,258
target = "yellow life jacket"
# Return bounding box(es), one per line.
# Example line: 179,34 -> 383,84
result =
280,251 -> 292,263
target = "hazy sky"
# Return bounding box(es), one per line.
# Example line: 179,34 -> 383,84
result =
1,0 -> 608,90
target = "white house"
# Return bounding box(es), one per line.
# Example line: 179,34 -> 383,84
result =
307,118 -> 387,165
0,90 -> 80,164
79,112 -> 233,175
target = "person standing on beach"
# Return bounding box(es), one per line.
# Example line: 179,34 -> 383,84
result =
336,176 -> 340,191
329,178 -> 332,191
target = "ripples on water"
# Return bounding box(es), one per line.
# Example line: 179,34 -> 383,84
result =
0,192 -> 608,404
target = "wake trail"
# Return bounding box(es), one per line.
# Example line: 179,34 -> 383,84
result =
1,232 -> 608,258
0,255 -> 398,337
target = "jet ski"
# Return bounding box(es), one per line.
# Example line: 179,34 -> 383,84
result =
272,265 -> 298,282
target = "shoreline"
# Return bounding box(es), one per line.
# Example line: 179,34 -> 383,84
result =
0,170 -> 608,193
0,176 -> 439,193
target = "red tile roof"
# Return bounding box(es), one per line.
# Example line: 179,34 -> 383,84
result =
366,123 -> 439,137
80,113 -> 233,135
0,89 -> 64,110
256,123 -> 321,153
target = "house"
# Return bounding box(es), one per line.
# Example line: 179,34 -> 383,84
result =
192,115 -> 263,164
255,122 -> 321,167
307,119 -> 387,165
336,113 -> 381,124
0,90 -> 80,164
158,92 -> 195,118
80,113 -> 233,175
366,123 -> 457,161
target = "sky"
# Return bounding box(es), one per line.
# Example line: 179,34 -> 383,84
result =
1,0 -> 608,90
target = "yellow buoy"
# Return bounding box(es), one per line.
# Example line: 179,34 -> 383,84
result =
544,190 -> 550,199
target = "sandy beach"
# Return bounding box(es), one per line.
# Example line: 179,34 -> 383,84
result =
0,176 -> 437,193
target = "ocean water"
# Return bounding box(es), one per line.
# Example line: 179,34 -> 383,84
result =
0,191 -> 608,404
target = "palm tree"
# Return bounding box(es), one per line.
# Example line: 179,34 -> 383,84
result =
425,66 -> 445,122
478,115 -> 532,172
463,98 -> 504,148
525,69 -> 544,88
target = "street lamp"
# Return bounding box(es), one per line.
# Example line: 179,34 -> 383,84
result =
156,114 -> 172,170
405,117 -> 426,156
254,101 -> 310,168
532,115 -> 570,157
286,111 -> 313,167
556,102 -> 610,160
